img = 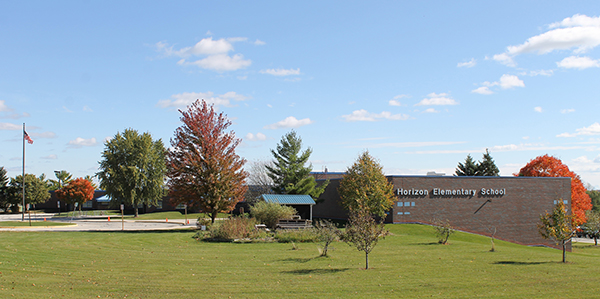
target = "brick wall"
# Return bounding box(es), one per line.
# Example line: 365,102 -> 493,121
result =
314,176 -> 572,250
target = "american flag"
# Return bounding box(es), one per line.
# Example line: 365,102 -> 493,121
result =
24,130 -> 33,144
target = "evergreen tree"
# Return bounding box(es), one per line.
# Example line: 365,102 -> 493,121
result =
266,131 -> 328,198
455,154 -> 479,176
477,149 -> 500,176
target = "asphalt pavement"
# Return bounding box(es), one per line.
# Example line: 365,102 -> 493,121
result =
0,213 -> 197,232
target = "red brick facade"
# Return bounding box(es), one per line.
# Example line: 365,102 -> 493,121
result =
314,176 -> 572,249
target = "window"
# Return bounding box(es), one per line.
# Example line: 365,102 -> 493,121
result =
397,202 -> 403,207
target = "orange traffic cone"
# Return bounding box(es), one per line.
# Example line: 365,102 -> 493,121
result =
108,216 -> 110,222
166,218 -> 168,222
44,217 -> 46,221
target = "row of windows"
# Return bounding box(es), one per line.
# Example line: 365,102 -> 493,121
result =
397,202 -> 415,207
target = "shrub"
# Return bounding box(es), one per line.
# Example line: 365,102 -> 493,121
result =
275,229 -> 320,243
206,217 -> 258,241
315,219 -> 341,256
432,218 -> 454,245
250,201 -> 296,229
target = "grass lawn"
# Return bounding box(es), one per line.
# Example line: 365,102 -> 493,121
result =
1,224 -> 599,298
0,221 -> 73,227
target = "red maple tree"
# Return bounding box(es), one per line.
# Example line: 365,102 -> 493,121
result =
55,178 -> 95,212
167,100 -> 247,223
517,154 -> 592,225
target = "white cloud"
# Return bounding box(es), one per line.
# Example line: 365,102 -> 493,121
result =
561,108 -> 575,114
41,154 -> 57,160
342,109 -> 410,122
0,100 -> 10,112
457,58 -> 476,68
415,93 -> 458,106
492,53 -> 516,67
423,108 -> 438,113
393,94 -> 409,99
83,105 -> 93,112
260,68 -> 301,76
557,56 -> 600,69
264,116 -> 313,129
182,54 -> 251,72
364,141 -> 466,149
526,69 -> 554,76
245,132 -> 267,141
471,86 -> 494,95
157,91 -> 249,108
388,100 -> 402,106
499,74 -> 525,89
557,122 -> 600,137
254,39 -> 266,45
0,122 -> 20,130
492,15 -> 600,67
68,137 -> 97,148
157,37 -> 252,72
534,106 -> 543,113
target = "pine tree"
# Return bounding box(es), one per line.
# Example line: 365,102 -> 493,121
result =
266,131 -> 328,198
455,154 -> 479,176
477,149 -> 500,176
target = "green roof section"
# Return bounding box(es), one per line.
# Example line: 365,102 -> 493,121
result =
261,194 -> 315,205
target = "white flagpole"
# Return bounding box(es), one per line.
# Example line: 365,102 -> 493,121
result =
22,123 -> 25,221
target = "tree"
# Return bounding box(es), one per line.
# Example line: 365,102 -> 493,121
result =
0,167 -> 10,212
477,149 -> 500,176
455,149 -> 499,176
8,174 -> 51,208
266,131 -> 328,198
315,219 -> 340,257
587,189 -> 600,212
432,218 -> 455,245
337,151 -> 395,218
518,154 -> 592,225
245,160 -> 274,204
48,170 -> 73,191
342,210 -> 388,269
55,178 -> 95,213
538,201 -> 574,263
455,154 -> 478,176
582,210 -> 600,246
167,100 -> 247,224
97,128 -> 167,217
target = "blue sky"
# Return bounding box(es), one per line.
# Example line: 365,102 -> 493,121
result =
2,1 -> 600,187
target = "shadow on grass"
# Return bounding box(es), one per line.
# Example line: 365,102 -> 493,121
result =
413,242 -> 440,246
282,268 -> 350,275
278,257 -> 319,263
87,229 -> 196,234
493,261 -> 551,265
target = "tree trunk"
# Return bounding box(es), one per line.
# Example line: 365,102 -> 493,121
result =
211,210 -> 218,224
595,237 -> 598,246
134,204 -> 139,218
562,241 -> 567,263
365,251 -> 369,270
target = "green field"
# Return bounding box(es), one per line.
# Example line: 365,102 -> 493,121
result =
0,224 -> 599,298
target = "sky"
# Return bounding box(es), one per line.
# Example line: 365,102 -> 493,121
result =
2,1 -> 600,188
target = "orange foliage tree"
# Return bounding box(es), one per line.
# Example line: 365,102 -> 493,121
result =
55,177 -> 95,212
167,100 -> 247,223
517,154 -> 592,225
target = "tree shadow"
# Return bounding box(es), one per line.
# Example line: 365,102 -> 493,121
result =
282,268 -> 350,275
493,261 -> 551,265
277,257 -> 320,263
412,242 -> 440,246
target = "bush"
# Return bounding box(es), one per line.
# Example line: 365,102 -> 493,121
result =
315,219 -> 341,256
432,218 -> 454,245
205,217 -> 258,241
250,201 -> 296,229
275,228 -> 320,243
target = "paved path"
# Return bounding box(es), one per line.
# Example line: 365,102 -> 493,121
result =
0,213 -> 197,232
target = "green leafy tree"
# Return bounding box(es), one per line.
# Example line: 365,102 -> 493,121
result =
167,100 -> 247,224
97,128 -> 167,217
587,190 -> 600,212
477,149 -> 500,176
266,131 -> 328,198
337,151 -> 395,218
341,210 -> 388,269
8,174 -> 51,208
0,167 -> 11,211
48,170 -> 73,191
538,201 -> 574,263
455,154 -> 479,176
582,210 -> 600,246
